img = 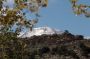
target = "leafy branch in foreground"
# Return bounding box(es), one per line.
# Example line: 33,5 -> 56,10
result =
0,1 -> 48,58
0,0 -> 48,34
70,0 -> 90,17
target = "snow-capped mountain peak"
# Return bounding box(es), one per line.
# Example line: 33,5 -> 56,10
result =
84,36 -> 90,39
18,27 -> 63,38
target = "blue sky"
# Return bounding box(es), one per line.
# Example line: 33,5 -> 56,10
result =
5,0 -> 90,36
35,0 -> 90,36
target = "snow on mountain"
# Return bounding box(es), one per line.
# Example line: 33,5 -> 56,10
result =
84,36 -> 90,39
18,27 -> 64,38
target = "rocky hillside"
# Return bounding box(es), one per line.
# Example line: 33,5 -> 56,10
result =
0,31 -> 90,59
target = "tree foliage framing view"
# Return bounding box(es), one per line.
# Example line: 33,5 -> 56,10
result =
0,0 -> 48,58
0,0 -> 48,34
70,0 -> 90,17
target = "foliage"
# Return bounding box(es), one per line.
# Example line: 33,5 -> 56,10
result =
0,33 -> 89,59
0,0 -> 48,58
0,0 -> 48,34
70,0 -> 90,17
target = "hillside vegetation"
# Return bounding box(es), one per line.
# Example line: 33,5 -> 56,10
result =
0,31 -> 90,59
